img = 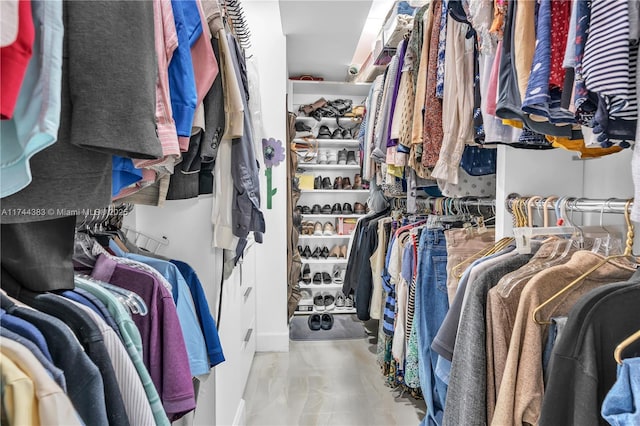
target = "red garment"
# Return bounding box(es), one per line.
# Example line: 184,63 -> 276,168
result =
549,0 -> 571,88
0,0 -> 34,120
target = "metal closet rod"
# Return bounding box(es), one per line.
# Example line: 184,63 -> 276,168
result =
394,196 -> 496,209
506,195 -> 634,214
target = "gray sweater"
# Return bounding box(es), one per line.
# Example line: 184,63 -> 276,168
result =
443,253 -> 533,426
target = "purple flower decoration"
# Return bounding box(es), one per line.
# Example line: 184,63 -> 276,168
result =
262,137 -> 285,168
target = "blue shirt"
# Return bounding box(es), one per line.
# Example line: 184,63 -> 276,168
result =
168,0 -> 198,137
109,241 -> 210,376
171,260 -> 225,367
0,327 -> 68,392
0,308 -> 53,363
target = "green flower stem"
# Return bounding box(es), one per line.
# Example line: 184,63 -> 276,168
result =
265,167 -> 277,209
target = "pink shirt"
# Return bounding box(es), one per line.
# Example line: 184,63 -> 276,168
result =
134,0 -> 180,169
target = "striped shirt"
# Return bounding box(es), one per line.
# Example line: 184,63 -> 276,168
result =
75,279 -> 171,426
583,0 -> 630,98
69,300 -> 156,426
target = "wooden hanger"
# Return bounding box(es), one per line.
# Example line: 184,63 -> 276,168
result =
614,329 -> 640,364
532,199 -> 637,325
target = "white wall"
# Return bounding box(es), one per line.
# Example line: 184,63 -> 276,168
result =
243,0 -> 290,352
496,145 -> 634,239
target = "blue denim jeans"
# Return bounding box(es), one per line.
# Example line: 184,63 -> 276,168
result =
415,228 -> 450,426
601,357 -> 640,425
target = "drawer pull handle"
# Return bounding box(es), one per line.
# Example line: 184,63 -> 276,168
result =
244,328 -> 253,343
243,287 -> 253,299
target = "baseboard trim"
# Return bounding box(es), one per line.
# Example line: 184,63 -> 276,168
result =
256,331 -> 290,352
232,398 -> 245,426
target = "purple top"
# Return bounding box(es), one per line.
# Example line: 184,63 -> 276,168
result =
387,39 -> 408,148
91,254 -> 196,421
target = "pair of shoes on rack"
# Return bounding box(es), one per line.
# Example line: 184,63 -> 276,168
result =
312,272 -> 333,284
308,313 -> 334,330
313,175 -> 333,189
333,176 -> 354,190
300,221 -> 318,235
337,149 -> 358,166
312,221 -> 335,236
301,245 -> 330,259
327,245 -> 347,258
308,204 -> 333,214
313,293 -> 336,311
353,202 -> 366,214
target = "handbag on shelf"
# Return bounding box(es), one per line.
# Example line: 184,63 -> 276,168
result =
459,145 -> 497,176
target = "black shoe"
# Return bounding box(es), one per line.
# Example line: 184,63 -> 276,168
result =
331,203 -> 342,214
302,245 -> 311,258
301,264 -> 311,284
322,272 -> 332,284
310,247 -> 321,259
342,128 -> 352,139
321,313 -> 334,330
313,273 -> 322,285
295,121 -> 312,132
295,205 -> 303,214
331,128 -> 342,139
298,245 -> 303,254
323,294 -> 336,311
347,150 -> 357,165
322,177 -> 332,189
321,204 -> 332,214
342,203 -> 353,214
314,176 -> 322,190
302,205 -> 311,214
311,204 -> 322,214
314,295 -> 325,311
307,314 -> 326,331
308,314 -> 322,330
320,247 -> 330,259
317,125 -> 332,139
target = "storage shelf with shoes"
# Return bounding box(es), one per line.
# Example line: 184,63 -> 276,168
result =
298,283 -> 345,290
290,80 -> 370,319
297,164 -> 361,170
301,189 -> 369,194
293,307 -> 356,316
293,138 -> 360,148
298,235 -> 350,239
301,214 -> 365,219
301,259 -> 348,264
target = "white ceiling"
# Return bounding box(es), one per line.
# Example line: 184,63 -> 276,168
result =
278,0 -> 375,81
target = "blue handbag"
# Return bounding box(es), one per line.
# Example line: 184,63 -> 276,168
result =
459,146 -> 497,176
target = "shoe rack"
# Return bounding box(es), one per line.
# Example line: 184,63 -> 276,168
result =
288,80 -> 371,317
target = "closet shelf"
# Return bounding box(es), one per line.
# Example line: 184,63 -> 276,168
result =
297,164 -> 361,170
301,259 -> 348,264
301,189 -> 369,194
295,116 -> 363,126
299,234 -> 352,239
293,308 -> 356,316
301,214 -> 366,219
299,283 -> 346,290
293,138 -> 359,146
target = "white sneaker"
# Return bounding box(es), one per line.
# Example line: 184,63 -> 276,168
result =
317,151 -> 328,164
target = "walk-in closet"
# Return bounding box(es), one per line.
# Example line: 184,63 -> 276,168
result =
2,0 -> 640,425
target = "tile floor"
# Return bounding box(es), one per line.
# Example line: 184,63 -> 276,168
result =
243,326 -> 426,426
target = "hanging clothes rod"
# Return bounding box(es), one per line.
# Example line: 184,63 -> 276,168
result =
506,195 -> 633,214
393,196 -> 496,211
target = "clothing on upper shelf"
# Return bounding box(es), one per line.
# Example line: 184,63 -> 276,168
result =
358,0 -> 637,202
0,0 -> 265,253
